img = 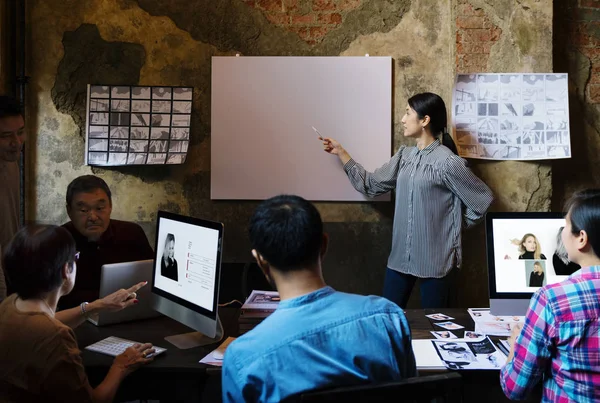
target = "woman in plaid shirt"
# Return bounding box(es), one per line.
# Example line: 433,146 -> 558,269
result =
501,189 -> 600,402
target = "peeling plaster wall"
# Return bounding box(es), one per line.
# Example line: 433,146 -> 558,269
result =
27,0 -> 552,307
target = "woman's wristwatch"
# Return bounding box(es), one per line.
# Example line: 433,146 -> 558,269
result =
80,301 -> 90,318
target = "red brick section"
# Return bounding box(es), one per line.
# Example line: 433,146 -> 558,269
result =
565,0 -> 600,103
455,0 -> 502,73
242,0 -> 362,45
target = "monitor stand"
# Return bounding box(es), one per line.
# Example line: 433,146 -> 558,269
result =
164,315 -> 224,349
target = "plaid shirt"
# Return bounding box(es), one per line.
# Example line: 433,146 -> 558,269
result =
500,265 -> 600,402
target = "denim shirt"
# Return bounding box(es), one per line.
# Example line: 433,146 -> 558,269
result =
222,286 -> 417,403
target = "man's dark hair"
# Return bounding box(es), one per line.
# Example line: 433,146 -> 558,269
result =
248,195 -> 323,271
0,96 -> 23,119
3,225 -> 76,299
565,189 -> 600,258
66,175 -> 112,207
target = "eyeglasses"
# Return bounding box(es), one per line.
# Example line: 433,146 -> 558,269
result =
75,251 -> 80,261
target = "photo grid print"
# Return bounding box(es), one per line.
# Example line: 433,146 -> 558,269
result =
86,84 -> 192,166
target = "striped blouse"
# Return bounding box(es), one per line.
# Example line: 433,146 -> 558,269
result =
343,140 -> 493,278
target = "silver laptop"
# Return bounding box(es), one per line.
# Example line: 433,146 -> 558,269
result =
88,259 -> 162,326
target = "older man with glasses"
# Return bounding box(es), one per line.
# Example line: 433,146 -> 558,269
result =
58,175 -> 154,310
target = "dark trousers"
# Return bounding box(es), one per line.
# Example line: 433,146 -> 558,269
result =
383,268 -> 453,309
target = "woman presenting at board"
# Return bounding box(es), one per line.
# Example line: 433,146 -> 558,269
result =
323,92 -> 494,308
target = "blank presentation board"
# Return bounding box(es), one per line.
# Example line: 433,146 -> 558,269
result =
211,56 -> 392,201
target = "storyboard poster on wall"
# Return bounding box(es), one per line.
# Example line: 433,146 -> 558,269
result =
84,84 -> 193,166
452,73 -> 570,160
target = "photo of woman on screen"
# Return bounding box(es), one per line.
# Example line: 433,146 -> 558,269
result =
161,233 -> 178,281
518,233 -> 546,260
529,261 -> 545,287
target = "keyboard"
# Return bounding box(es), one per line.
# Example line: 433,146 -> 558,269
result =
85,336 -> 167,358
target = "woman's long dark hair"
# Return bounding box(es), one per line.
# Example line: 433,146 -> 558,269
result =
565,189 -> 600,258
408,92 -> 458,155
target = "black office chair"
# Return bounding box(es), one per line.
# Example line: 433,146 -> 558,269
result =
293,372 -> 463,403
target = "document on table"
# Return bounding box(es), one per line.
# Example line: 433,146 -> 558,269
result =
412,339 -> 446,370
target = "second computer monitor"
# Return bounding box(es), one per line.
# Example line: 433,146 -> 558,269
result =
486,212 -> 577,316
151,210 -> 224,349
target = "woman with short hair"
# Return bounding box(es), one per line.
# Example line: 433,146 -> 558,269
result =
0,225 -> 153,402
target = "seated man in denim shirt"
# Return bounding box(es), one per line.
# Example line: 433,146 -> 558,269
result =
222,195 -> 417,403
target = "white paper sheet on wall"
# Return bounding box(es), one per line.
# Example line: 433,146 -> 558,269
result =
84,84 -> 193,166
451,73 -> 570,160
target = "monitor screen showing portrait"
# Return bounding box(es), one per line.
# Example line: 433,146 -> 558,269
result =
151,210 -> 224,348
485,212 -> 578,316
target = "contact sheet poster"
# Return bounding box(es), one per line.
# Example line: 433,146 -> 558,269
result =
84,85 -> 192,166
452,73 -> 570,160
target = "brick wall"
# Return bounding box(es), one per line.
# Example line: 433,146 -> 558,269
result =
564,0 -> 600,103
242,0 -> 362,45
455,0 -> 502,73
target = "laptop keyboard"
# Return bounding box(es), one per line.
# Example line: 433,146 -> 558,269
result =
85,336 -> 167,358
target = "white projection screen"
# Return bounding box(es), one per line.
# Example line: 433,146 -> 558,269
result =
211,56 -> 392,201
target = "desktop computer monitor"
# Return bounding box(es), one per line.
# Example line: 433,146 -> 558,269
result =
151,210 -> 225,349
485,212 -> 577,316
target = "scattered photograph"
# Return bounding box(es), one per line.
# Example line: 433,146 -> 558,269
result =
131,113 -> 150,126
434,321 -> 464,330
111,86 -> 130,99
464,331 -> 485,339
425,313 -> 455,321
131,127 -> 150,139
147,153 -> 167,164
88,152 -> 108,164
90,86 -> 110,98
131,86 -> 151,99
151,128 -> 170,139
127,153 -> 147,164
173,87 -> 193,100
172,114 -> 191,127
171,127 -> 190,140
89,113 -> 109,125
88,139 -> 108,151
111,99 -> 130,112
152,87 -> 172,100
173,101 -> 192,114
149,140 -> 168,153
168,141 -> 189,153
430,331 -> 458,339
167,153 -> 186,164
151,114 -> 171,127
152,101 -> 172,114
109,139 -> 129,152
129,140 -> 149,153
89,126 -> 109,138
110,126 -> 130,139
108,153 -> 127,165
132,100 -> 151,113
110,112 -> 130,126
436,341 -> 476,362
90,99 -> 109,112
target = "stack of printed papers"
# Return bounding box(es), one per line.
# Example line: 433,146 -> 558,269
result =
468,308 -> 524,337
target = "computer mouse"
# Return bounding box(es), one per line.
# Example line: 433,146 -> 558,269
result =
212,350 -> 225,360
